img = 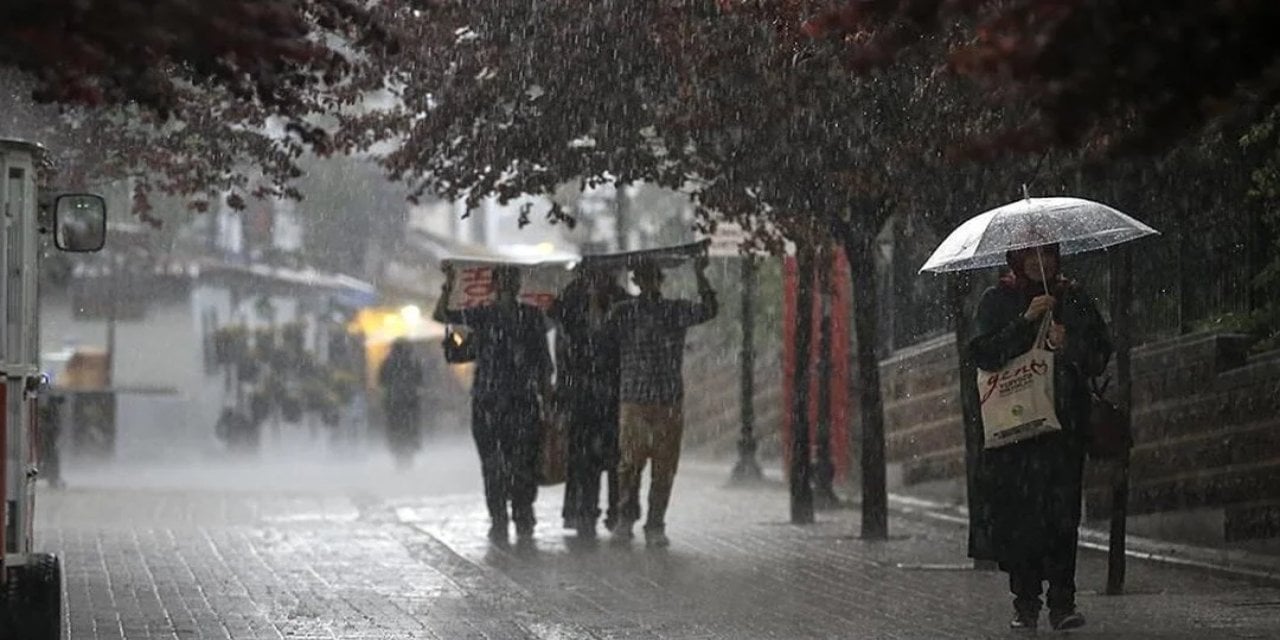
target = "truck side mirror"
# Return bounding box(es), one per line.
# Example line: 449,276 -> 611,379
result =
54,194 -> 107,252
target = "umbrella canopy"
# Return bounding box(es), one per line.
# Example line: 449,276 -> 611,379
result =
920,197 -> 1159,273
576,240 -> 710,271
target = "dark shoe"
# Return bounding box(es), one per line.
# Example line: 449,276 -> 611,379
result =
612,523 -> 634,544
1049,610 -> 1085,631
644,528 -> 670,549
515,523 -> 535,541
1009,613 -> 1038,631
576,520 -> 597,540
487,523 -> 509,545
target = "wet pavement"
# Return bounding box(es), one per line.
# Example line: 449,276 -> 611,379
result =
36,441 -> 1280,639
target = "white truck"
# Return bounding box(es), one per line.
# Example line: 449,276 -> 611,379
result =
1,139 -> 106,639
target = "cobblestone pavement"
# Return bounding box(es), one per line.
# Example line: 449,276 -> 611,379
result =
33,442 -> 1280,639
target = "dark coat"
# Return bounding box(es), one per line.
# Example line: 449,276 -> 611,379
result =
440,303 -> 552,402
550,279 -> 629,408
379,347 -> 424,405
968,277 -> 1112,566
549,280 -> 630,464
379,346 -> 425,443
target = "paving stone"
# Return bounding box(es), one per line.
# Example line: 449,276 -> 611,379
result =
27,453 -> 1280,639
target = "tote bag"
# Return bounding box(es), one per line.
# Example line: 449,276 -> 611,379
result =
978,316 -> 1061,449
537,407 -> 567,486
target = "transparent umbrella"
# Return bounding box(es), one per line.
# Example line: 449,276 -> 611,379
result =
919,196 -> 1160,274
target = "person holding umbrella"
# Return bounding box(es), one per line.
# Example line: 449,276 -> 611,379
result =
609,254 -> 718,548
434,264 -> 554,546
549,265 -> 632,538
921,195 -> 1157,632
970,243 -> 1111,631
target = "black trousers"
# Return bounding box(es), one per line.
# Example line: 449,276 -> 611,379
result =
561,393 -> 628,526
472,395 -> 541,528
1006,534 -> 1080,616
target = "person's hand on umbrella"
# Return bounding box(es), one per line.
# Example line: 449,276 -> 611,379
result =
1023,294 -> 1057,322
1047,322 -> 1067,350
440,264 -> 455,294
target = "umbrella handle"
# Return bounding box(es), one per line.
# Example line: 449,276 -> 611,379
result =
1035,244 -> 1055,329
1033,314 -> 1054,349
1035,245 -> 1051,296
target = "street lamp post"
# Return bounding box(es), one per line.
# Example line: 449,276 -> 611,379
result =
1107,245 -> 1134,595
731,256 -> 763,483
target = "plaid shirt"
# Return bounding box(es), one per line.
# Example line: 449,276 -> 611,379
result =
609,292 -> 717,405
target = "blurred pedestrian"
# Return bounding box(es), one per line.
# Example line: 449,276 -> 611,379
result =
549,265 -> 631,539
378,338 -> 424,469
38,394 -> 65,489
435,265 -> 553,545
608,255 -> 717,548
970,243 -> 1111,632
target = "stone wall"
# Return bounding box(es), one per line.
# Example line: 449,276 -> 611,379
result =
1085,335 -> 1280,536
878,330 -> 1280,541
682,332 -> 786,460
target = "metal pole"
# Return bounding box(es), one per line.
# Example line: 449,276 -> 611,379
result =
105,256 -> 119,387
615,182 -> 632,252
1106,246 -> 1134,595
790,248 -> 816,524
731,256 -> 763,483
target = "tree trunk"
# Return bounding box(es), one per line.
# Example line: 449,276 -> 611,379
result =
814,253 -> 838,508
843,232 -> 888,540
790,247 -> 816,524
949,271 -> 995,566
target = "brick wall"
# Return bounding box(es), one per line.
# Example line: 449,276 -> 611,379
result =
877,330 -> 1280,540
682,334 -> 786,460
1085,335 -> 1280,536
880,335 -> 967,486
684,296 -> 1280,544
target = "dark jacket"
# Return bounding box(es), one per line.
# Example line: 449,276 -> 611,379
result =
549,280 -> 630,406
438,302 -> 552,402
968,277 -> 1112,566
379,345 -> 424,406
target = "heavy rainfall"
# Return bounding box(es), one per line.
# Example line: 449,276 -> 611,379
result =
1,2 -> 1279,639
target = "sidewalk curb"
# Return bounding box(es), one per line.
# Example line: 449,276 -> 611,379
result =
889,492 -> 1280,586
684,459 -> 1280,586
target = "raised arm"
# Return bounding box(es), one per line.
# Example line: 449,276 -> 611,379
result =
432,265 -> 470,325
673,255 -> 719,327
969,288 -> 1040,372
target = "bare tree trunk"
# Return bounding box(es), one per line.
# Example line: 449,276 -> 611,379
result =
814,247 -> 839,508
843,231 -> 888,540
790,246 -> 816,524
